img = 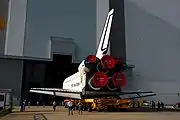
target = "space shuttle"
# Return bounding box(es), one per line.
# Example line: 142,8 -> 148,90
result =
30,9 -> 156,99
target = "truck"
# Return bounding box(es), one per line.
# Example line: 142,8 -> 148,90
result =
0,89 -> 12,111
64,97 -> 132,112
0,93 -> 5,110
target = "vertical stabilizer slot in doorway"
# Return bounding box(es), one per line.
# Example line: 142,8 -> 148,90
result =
44,54 -> 79,88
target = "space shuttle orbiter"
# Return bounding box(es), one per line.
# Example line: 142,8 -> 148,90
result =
30,9 -> 156,99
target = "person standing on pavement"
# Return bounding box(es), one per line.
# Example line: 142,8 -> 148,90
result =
151,100 -> 155,108
23,100 -> 26,111
36,101 -> 39,107
157,101 -> 161,111
20,101 -> 24,112
53,101 -> 57,112
28,101 -> 31,108
161,101 -> 164,110
43,101 -> 45,108
67,99 -> 73,116
77,100 -> 83,115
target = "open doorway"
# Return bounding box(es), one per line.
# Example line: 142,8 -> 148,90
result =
26,54 -> 79,105
44,54 -> 79,88
42,54 -> 79,104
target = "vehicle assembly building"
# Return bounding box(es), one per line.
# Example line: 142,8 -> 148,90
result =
0,0 -> 179,105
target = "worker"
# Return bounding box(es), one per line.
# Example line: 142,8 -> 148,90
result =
23,100 -> 26,111
137,101 -> 140,108
161,101 -> 164,110
62,101 -> 64,106
77,100 -> 83,115
151,100 -> 155,108
67,99 -> 73,116
20,101 -> 24,112
28,101 -> 31,108
53,100 -> 57,112
132,100 -> 136,108
72,101 -> 76,114
43,101 -> 45,108
36,101 -> 39,107
157,101 -> 161,111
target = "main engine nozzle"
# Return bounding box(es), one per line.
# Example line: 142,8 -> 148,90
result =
84,55 -> 100,72
112,72 -> 126,87
101,55 -> 116,70
85,55 -> 97,64
89,72 -> 109,89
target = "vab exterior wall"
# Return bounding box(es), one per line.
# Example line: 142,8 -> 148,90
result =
0,0 -> 9,55
0,0 -> 109,105
1,0 -> 109,62
124,0 -> 180,104
4,0 -> 27,56
24,0 -> 97,62
0,59 -> 23,105
2,0 -> 180,104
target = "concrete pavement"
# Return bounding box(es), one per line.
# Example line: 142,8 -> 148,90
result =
0,106 -> 180,120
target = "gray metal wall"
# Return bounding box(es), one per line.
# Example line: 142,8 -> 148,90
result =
124,0 -> 180,104
0,0 -> 110,105
109,0 -> 126,59
0,58 -> 23,105
0,0 -> 110,62
24,0 -> 97,62
4,0 -> 27,57
96,0 -> 109,48
0,0 -> 9,55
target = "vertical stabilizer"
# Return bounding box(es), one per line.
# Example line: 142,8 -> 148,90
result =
96,9 -> 114,59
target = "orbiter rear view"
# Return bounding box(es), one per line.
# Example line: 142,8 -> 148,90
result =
30,9 -> 156,100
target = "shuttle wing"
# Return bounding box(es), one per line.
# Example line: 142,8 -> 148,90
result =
30,88 -> 82,99
30,87 -> 156,100
118,91 -> 156,99
82,90 -> 156,99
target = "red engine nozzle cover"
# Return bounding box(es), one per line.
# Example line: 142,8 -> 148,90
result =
85,55 -> 98,64
92,72 -> 109,87
112,72 -> 126,87
101,55 -> 116,69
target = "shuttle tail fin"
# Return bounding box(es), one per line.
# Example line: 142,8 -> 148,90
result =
96,9 -> 114,59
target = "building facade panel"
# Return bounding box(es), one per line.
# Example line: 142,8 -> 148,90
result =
24,0 -> 97,62
2,0 -> 180,105
127,0 -> 180,30
0,0 -> 9,55
96,0 -> 109,49
109,0 -> 126,59
0,58 -> 23,105
124,0 -> 180,104
4,0 -> 27,56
